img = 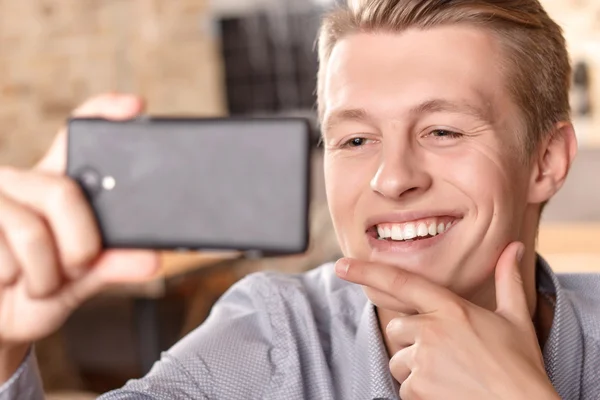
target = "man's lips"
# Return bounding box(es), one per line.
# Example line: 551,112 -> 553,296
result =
363,210 -> 463,252
365,211 -> 464,239
364,210 -> 465,229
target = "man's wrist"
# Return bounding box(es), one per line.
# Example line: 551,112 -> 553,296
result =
0,343 -> 30,385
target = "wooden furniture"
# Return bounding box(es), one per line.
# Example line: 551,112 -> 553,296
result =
538,223 -> 600,274
109,251 -> 241,374
104,251 -> 240,299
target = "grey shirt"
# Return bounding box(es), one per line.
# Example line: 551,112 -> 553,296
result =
2,257 -> 600,399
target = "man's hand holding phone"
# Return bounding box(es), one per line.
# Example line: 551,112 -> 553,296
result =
0,94 -> 160,382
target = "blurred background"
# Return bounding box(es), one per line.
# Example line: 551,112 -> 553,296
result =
0,0 -> 599,398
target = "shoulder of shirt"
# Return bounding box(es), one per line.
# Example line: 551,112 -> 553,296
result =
556,272 -> 600,342
238,262 -> 369,317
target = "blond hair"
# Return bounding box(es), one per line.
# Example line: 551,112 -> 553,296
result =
317,0 -> 572,153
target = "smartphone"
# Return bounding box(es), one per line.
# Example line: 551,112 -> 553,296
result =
66,116 -> 312,255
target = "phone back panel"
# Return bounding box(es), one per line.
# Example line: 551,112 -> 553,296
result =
67,117 -> 311,254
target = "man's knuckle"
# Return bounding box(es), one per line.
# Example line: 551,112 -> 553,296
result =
386,318 -> 402,336
64,239 -> 100,268
412,342 -> 425,364
400,376 -> 424,400
15,219 -> 49,249
50,178 -> 82,205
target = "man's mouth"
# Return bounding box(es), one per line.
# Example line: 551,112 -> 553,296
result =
368,217 -> 458,242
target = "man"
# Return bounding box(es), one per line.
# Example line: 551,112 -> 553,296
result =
0,0 -> 598,399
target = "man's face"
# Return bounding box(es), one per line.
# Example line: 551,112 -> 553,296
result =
322,26 -> 533,305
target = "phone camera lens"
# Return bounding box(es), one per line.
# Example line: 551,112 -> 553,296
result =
77,168 -> 102,194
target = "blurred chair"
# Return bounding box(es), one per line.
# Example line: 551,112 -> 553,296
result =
543,147 -> 600,222
539,146 -> 600,273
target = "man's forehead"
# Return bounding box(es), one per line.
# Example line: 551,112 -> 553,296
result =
322,29 -> 504,127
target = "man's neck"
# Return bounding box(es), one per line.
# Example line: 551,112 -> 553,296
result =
534,291 -> 556,351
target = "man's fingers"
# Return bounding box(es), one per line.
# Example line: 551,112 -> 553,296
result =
61,250 -> 161,307
0,231 -> 19,286
363,287 -> 411,313
494,241 -> 530,325
0,169 -> 102,279
386,316 -> 420,348
36,93 -> 145,174
389,345 -> 414,384
0,192 -> 61,298
70,93 -> 145,118
335,258 -> 452,314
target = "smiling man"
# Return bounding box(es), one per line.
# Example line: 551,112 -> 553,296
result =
1,0 -> 599,399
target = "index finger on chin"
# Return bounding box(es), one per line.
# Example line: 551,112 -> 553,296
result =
335,258 -> 451,314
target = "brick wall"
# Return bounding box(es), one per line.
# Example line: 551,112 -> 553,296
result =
1,0 -> 599,169
0,0 -> 226,168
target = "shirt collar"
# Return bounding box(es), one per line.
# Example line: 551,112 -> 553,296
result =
537,256 -> 584,400
352,301 -> 399,400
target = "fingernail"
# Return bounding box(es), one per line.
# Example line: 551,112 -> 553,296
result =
335,259 -> 350,277
119,96 -> 139,108
516,244 -> 525,263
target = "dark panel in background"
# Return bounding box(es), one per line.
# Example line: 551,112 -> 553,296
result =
218,10 -> 322,145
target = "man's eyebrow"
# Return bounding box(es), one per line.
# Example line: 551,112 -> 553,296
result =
322,108 -> 370,133
322,98 -> 493,133
410,98 -> 494,124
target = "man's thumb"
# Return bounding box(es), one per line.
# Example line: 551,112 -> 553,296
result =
495,242 -> 530,324
60,250 -> 160,307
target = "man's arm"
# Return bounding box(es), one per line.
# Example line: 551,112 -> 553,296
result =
0,273 -> 274,400
96,273 -> 274,399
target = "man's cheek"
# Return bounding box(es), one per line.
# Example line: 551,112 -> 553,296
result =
451,254 -> 498,300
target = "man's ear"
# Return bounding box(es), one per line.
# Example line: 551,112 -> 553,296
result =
527,122 -> 578,204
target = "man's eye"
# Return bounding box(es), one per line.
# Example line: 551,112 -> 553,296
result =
343,137 -> 368,147
429,129 -> 462,139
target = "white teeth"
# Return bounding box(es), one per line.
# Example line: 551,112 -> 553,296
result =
403,223 -> 417,240
437,223 -> 445,234
428,223 -> 437,236
417,223 -> 428,237
391,225 -> 403,240
376,220 -> 456,241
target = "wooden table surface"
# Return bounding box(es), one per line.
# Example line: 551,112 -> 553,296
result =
104,251 -> 240,298
158,251 -> 240,279
537,223 -> 600,274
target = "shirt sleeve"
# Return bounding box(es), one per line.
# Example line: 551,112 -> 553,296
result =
0,347 -> 45,400
98,274 -> 276,399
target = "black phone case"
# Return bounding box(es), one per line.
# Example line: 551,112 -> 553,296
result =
67,117 -> 311,255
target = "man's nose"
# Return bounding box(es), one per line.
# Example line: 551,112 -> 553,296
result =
370,145 -> 432,200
